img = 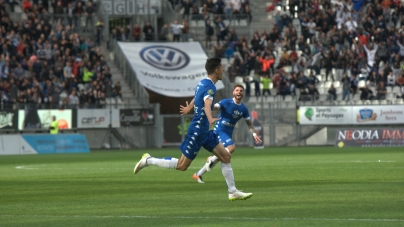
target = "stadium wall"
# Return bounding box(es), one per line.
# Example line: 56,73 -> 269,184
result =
0,134 -> 90,155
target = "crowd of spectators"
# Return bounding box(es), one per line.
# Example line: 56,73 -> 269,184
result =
169,0 -> 252,22
0,0 -> 123,110
111,0 -> 252,43
206,0 -> 404,103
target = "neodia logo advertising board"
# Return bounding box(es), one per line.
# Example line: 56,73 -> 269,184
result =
335,129 -> 404,147
118,42 -> 224,97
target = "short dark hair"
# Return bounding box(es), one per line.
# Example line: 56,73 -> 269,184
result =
205,58 -> 221,75
234,84 -> 244,90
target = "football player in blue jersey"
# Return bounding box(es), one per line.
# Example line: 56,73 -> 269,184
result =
133,58 -> 253,201
191,84 -> 262,183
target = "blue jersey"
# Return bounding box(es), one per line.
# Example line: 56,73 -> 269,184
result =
189,78 -> 216,132
214,98 -> 250,135
179,78 -> 219,160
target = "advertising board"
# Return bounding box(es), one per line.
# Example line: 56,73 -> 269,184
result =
299,106 -> 353,125
18,108 -> 72,130
77,109 -> 120,128
299,105 -> 404,125
335,129 -> 404,147
120,108 -> 155,126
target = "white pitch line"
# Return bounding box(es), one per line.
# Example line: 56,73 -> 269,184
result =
14,166 -> 202,170
347,161 -> 397,163
15,166 -> 38,170
0,215 -> 403,222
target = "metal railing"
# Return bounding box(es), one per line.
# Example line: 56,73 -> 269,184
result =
108,38 -> 150,105
0,102 -> 152,111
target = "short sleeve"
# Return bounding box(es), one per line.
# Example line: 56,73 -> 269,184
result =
243,105 -> 250,120
203,84 -> 216,101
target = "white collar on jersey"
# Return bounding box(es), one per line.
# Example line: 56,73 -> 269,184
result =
206,78 -> 214,83
232,98 -> 242,105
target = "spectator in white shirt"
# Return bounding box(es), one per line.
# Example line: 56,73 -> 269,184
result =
345,0 -> 353,11
170,20 -> 184,42
345,17 -> 357,32
232,0 -> 241,14
302,18 -> 316,40
387,72 -> 396,87
335,14 -> 345,30
363,43 -> 378,70
332,0 -> 344,18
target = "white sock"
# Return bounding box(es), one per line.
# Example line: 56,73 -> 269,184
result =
221,162 -> 237,192
146,157 -> 178,169
210,147 -> 229,169
196,148 -> 231,176
210,156 -> 220,166
196,166 -> 207,176
196,155 -> 221,176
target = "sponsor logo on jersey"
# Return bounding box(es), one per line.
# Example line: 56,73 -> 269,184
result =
232,110 -> 242,119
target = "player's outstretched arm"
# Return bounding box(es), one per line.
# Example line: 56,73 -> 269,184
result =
246,119 -> 262,144
180,98 -> 194,115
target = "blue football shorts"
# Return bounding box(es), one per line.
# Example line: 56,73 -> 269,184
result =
216,130 -> 234,148
179,130 -> 219,160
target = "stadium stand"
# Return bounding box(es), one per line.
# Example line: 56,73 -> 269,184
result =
178,0 -> 404,107
0,0 -> 123,110
4,0 -> 404,111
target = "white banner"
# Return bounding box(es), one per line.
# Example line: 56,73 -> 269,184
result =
299,106 -> 353,125
77,109 -> 120,128
0,135 -> 36,155
352,106 -> 404,124
118,42 -> 224,97
300,105 -> 404,125
102,0 -> 161,15
18,109 -> 72,130
0,134 -> 90,155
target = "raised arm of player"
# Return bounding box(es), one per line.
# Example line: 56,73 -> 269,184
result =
245,119 -> 262,144
204,98 -> 219,127
180,98 -> 194,115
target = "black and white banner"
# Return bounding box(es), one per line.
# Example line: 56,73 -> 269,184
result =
120,108 -> 155,126
77,109 -> 120,128
0,110 -> 18,130
18,108 -> 72,130
118,42 -> 225,97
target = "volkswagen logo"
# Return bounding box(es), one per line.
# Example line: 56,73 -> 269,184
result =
140,46 -> 190,70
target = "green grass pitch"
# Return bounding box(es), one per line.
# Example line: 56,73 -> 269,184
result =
0,147 -> 403,227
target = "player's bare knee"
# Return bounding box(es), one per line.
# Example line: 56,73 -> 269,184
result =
221,152 -> 231,163
176,164 -> 189,171
227,145 -> 236,153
